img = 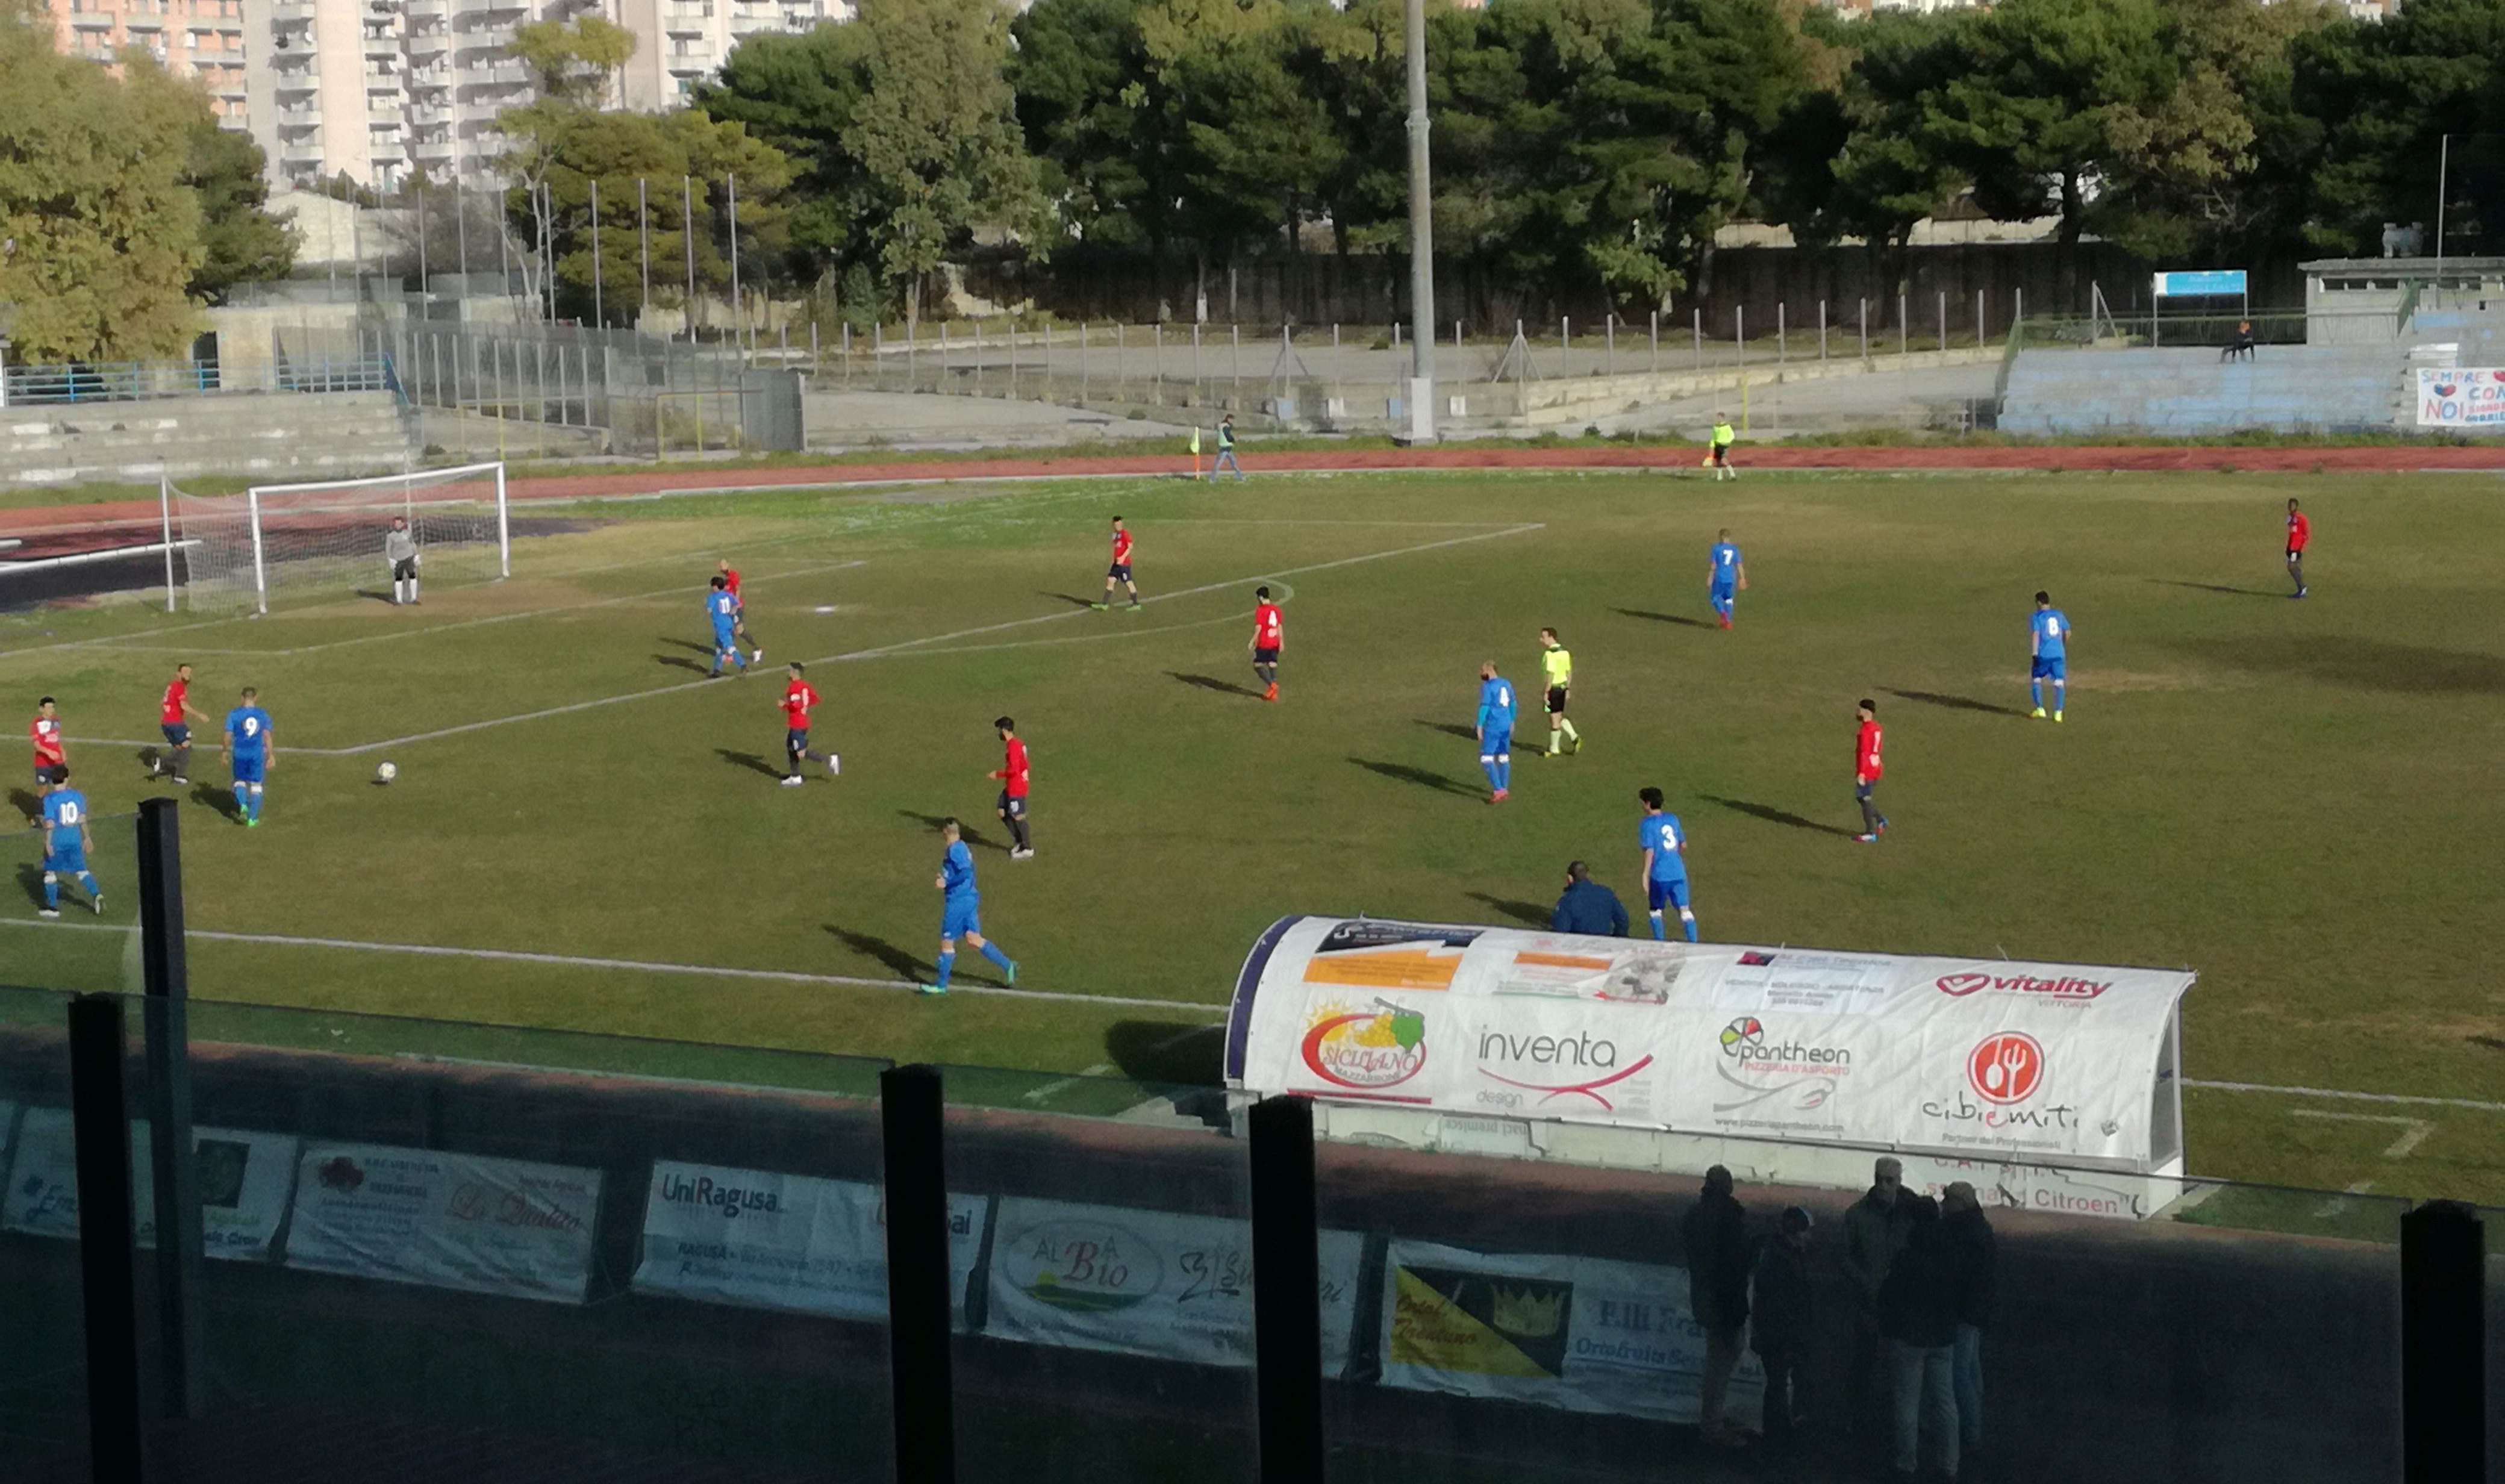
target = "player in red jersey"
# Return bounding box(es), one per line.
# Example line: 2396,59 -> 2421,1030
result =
1852,697 -> 1888,843
1091,517 -> 1143,611
151,662 -> 211,785
776,662 -> 838,787
990,716 -> 1034,859
1249,585 -> 1284,701
2283,498 -> 2310,600
30,696 -> 67,793
719,558 -> 763,662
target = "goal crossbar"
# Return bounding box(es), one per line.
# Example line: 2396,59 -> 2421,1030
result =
175,462 -> 510,614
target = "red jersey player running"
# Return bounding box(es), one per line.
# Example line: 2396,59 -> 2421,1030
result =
1852,697 -> 1888,843
2283,498 -> 2310,599
30,696 -> 67,791
1249,585 -> 1284,701
990,716 -> 1034,859
719,558 -> 763,662
152,662 -> 211,785
776,663 -> 838,786
1092,517 -> 1143,611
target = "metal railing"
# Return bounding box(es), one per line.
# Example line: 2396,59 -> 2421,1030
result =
1,355 -> 397,407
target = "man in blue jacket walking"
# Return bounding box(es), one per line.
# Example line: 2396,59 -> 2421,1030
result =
1550,861 -> 1629,937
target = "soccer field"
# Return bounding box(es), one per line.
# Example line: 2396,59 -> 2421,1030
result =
5,467 -> 2502,1203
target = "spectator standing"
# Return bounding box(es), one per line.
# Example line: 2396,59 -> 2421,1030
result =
1942,1182 -> 1998,1464
1550,861 -> 1629,937
1878,1196 -> 1961,1481
1842,1157 -> 1914,1435
1750,1206 -> 1817,1447
1679,1165 -> 1752,1447
1210,413 -> 1246,482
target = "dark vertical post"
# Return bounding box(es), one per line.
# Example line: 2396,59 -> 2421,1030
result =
1249,1094 -> 1324,1484
68,994 -> 143,1484
881,1064 -> 956,1484
2400,1200 -> 2485,1484
137,797 -> 203,1420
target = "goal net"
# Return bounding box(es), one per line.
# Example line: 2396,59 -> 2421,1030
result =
172,462 -> 509,614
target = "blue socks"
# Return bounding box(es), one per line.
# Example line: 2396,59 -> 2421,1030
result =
1482,759 -> 1502,790
978,942 -> 1012,971
2031,679 -> 2044,708
1683,914 -> 1700,944
43,877 -> 58,909
1495,759 -> 1510,791
1648,911 -> 1667,941
935,952 -> 955,990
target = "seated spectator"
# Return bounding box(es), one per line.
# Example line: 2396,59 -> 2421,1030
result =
2223,320 -> 2257,362
1551,859 -> 1629,937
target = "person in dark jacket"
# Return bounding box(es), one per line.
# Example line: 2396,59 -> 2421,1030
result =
1551,860 -> 1630,937
1842,1156 -> 1914,1435
1680,1165 -> 1752,1445
1878,1196 -> 1961,1480
1750,1205 -> 1816,1445
1941,1182 -> 1997,1461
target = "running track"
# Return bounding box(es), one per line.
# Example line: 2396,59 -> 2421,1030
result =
8,441 -> 2504,540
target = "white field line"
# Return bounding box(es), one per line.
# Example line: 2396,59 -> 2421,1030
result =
1019,1023 -> 1224,1104
2288,1108 -> 2436,1159
334,523 -> 1542,756
2184,1078 -> 2505,1114
0,918 -> 1229,1017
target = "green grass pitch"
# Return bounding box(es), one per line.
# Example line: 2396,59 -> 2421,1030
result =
4,468 -> 2501,1203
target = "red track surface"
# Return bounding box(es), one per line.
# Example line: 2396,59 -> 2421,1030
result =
8,441 -> 2503,540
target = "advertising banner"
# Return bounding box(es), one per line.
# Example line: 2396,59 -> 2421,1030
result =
2415,367 -> 2505,427
1231,919 -> 2193,1170
283,1141 -> 604,1303
1379,1239 -> 1762,1427
2151,269 -> 2248,298
0,1108 -> 298,1261
631,1161 -> 986,1325
985,1196 -> 1365,1374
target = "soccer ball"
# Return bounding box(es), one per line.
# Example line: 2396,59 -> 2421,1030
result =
375,762 -> 399,784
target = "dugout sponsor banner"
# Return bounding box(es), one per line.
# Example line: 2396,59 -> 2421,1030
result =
1380,1239 -> 1762,1427
985,1197 -> 1365,1374
631,1161 -> 985,1324
1231,918 -> 2191,1169
0,1108 -> 297,1261
2416,367 -> 2505,427
283,1141 -> 603,1303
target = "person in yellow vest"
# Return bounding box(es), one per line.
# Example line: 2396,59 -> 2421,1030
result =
1538,627 -> 1581,755
1708,414 -> 1737,481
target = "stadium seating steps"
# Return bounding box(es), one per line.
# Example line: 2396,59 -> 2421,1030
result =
1999,344 -> 2407,436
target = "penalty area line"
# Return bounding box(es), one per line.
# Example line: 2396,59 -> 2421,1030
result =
0,918 -> 1229,1017
2184,1078 -> 2505,1114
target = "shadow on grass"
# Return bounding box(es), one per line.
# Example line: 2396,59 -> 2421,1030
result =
655,655 -> 714,675
14,862 -> 46,911
1702,794 -> 1854,837
1350,757 -> 1480,798
6,788 -> 39,824
896,809 -> 999,852
1040,591 -> 1100,609
2147,578 -> 2285,599
823,925 -> 928,982
1414,719 -> 1477,741
1465,891 -> 1552,928
189,783 -> 240,824
1168,672 -> 1261,699
658,635 -> 716,655
353,588 -> 401,605
1103,1021 -> 1226,1086
1612,606 -> 1712,629
1885,687 -> 2026,718
715,749 -> 785,780
2177,634 -> 2505,695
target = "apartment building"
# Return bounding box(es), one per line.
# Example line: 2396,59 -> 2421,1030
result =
41,0 -> 251,128
612,0 -> 851,112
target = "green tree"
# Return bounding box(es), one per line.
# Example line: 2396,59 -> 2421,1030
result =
697,24 -> 875,278
843,0 -> 1051,324
180,110 -> 297,303
2294,0 -> 2505,255
510,14 -> 638,106
0,15 -> 204,361
1011,0 -> 1182,256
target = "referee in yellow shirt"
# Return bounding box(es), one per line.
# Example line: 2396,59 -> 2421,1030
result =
1538,628 -> 1582,755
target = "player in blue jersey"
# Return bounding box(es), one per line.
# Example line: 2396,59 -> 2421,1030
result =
36,770 -> 102,917
1708,529 -> 1748,629
705,576 -> 749,678
1637,786 -> 1697,942
2028,590 -> 2071,722
1476,661 -> 1516,803
222,687 -> 275,827
922,818 -> 1016,997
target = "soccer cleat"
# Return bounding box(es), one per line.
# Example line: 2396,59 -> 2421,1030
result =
92,896 -> 104,915
1263,684 -> 1279,702
827,753 -> 841,776
1010,847 -> 1035,861
1877,817 -> 1890,834
917,984 -> 947,998
2030,706 -> 2047,719
1127,603 -> 1143,614
38,907 -> 60,918
1854,832 -> 1880,844
172,777 -> 188,787
1719,616 -> 1732,630
245,816 -> 260,828
779,775 -> 806,787
2053,710 -> 2064,723
1002,961 -> 1018,987
752,649 -> 764,663
1489,789 -> 1509,803
1090,602 -> 1109,611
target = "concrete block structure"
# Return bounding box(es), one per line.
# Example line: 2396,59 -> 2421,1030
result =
1998,346 -> 2413,437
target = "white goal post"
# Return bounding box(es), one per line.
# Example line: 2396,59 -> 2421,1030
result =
170,463 -> 509,614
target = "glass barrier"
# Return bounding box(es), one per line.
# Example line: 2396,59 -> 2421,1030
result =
0,985 -> 86,1480
939,1064 -> 1258,1484
1,809 -> 142,997
1309,1123 -> 2408,1483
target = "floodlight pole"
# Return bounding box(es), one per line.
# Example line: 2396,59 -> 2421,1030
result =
1401,0 -> 1436,444
2434,133 -> 2450,294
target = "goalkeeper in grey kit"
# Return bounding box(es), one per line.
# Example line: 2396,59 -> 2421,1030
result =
385,516 -> 422,605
